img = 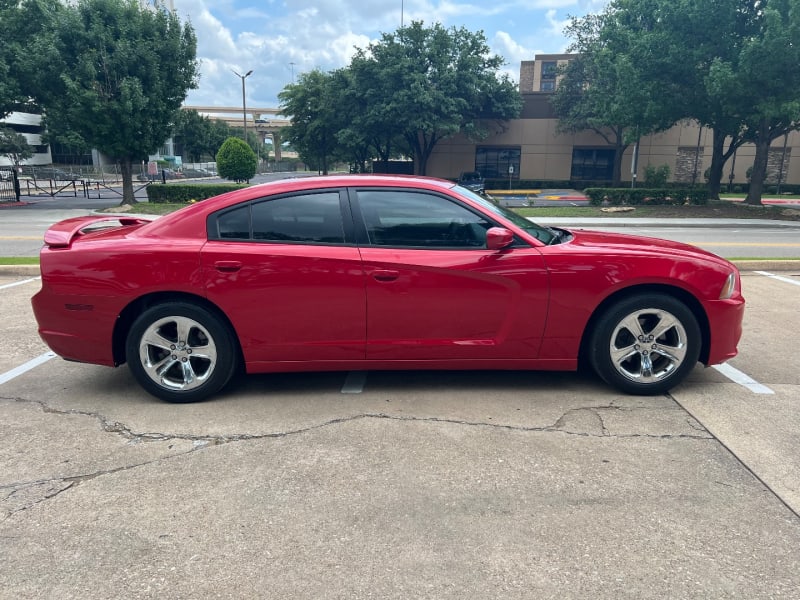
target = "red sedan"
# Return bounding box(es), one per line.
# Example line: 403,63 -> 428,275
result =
32,175 -> 744,402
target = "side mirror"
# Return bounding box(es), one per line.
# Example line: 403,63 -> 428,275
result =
486,227 -> 514,250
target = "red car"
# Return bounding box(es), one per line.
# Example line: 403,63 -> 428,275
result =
32,175 -> 744,403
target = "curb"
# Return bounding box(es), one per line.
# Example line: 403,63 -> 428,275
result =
534,217 -> 800,229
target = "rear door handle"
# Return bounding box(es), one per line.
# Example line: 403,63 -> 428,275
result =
372,269 -> 400,282
214,260 -> 242,273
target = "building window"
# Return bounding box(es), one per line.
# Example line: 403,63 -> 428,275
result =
539,81 -> 555,92
541,61 -> 557,80
571,148 -> 615,181
475,147 -> 521,180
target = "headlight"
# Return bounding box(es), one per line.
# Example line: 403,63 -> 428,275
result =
719,271 -> 737,300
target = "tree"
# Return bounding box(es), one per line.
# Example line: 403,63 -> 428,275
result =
278,22 -> 521,176
216,137 -> 257,182
173,109 -> 215,163
343,51 -> 410,171
706,0 -> 800,205
32,0 -> 198,204
585,0 -> 757,198
279,69 -> 345,175
0,126 -> 33,165
0,0 -> 63,117
552,10 -> 679,186
357,22 -> 522,175
556,0 -> 800,203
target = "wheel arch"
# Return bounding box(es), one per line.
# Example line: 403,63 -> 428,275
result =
578,283 -> 711,369
112,291 -> 243,367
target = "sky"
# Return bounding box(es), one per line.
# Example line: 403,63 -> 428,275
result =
170,0 -> 610,111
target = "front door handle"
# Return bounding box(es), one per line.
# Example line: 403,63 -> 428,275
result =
214,260 -> 242,273
372,269 -> 400,282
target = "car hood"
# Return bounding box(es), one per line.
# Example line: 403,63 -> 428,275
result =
563,227 -> 733,267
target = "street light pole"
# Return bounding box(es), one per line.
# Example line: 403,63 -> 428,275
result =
232,69 -> 253,145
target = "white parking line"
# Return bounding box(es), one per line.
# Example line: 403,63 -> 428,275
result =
0,276 -> 40,291
755,271 -> 800,287
0,351 -> 57,386
712,363 -> 774,395
341,371 -> 367,393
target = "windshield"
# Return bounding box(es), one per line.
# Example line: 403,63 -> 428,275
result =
453,185 -> 558,245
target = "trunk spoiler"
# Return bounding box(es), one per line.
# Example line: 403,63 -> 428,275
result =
43,215 -> 153,248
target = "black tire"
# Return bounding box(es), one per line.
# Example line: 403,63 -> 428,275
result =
125,302 -> 238,403
588,294 -> 701,395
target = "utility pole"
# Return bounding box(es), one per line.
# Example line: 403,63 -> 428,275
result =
232,69 -> 253,145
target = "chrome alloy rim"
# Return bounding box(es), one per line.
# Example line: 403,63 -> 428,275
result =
608,308 -> 689,384
138,316 -> 218,391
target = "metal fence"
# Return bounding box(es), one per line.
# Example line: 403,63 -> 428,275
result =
0,169 -> 20,202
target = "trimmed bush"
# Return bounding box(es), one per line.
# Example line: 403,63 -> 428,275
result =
584,187 -> 709,206
146,183 -> 246,203
216,137 -> 258,182
643,164 -> 671,187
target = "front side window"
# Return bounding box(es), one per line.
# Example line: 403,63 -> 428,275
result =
211,191 -> 345,244
356,190 -> 493,248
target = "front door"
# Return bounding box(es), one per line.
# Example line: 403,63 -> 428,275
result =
353,188 -> 549,361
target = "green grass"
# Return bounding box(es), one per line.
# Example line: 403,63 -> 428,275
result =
0,257 -> 39,265
104,202 -> 188,215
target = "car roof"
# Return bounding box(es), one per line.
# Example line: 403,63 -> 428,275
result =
141,174 -> 460,238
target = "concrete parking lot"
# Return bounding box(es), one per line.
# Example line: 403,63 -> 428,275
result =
1,269 -> 799,598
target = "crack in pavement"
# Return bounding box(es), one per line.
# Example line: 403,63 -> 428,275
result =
1,396 -> 712,521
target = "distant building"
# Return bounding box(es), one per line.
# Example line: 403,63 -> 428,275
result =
428,53 -> 796,188
0,112 -> 52,167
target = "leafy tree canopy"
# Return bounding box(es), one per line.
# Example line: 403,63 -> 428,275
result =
553,0 -> 800,202
0,126 -> 33,164
279,69 -> 348,174
0,0 -> 63,117
279,21 -> 521,175
32,0 -> 198,203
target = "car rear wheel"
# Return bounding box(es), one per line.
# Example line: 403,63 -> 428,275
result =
589,294 -> 701,395
126,302 -> 238,403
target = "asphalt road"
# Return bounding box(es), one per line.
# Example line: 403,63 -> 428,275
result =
3,177 -> 800,260
1,267 -> 799,598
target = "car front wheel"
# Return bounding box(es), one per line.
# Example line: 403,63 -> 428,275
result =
126,302 -> 238,403
589,294 -> 701,395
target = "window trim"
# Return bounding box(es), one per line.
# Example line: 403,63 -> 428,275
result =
348,186 -> 506,250
206,188 -> 355,246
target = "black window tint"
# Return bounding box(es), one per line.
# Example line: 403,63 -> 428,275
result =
251,192 -> 345,244
357,190 -> 492,248
217,205 -> 251,239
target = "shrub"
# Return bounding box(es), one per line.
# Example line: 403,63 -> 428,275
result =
644,164 -> 671,187
146,183 -> 246,203
584,187 -> 709,206
216,137 -> 257,182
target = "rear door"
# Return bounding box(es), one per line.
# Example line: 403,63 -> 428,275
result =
352,188 -> 549,361
201,189 -> 367,364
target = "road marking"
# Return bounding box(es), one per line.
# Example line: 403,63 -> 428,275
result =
712,363 -> 774,394
341,371 -> 367,393
0,236 -> 41,240
755,271 -> 800,287
0,351 -> 57,386
0,276 -> 40,290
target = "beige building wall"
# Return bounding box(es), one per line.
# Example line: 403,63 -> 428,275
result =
428,53 -> 799,187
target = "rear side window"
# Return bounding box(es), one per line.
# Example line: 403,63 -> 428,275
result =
212,192 -> 345,244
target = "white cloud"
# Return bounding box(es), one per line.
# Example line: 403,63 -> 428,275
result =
175,0 -> 610,108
